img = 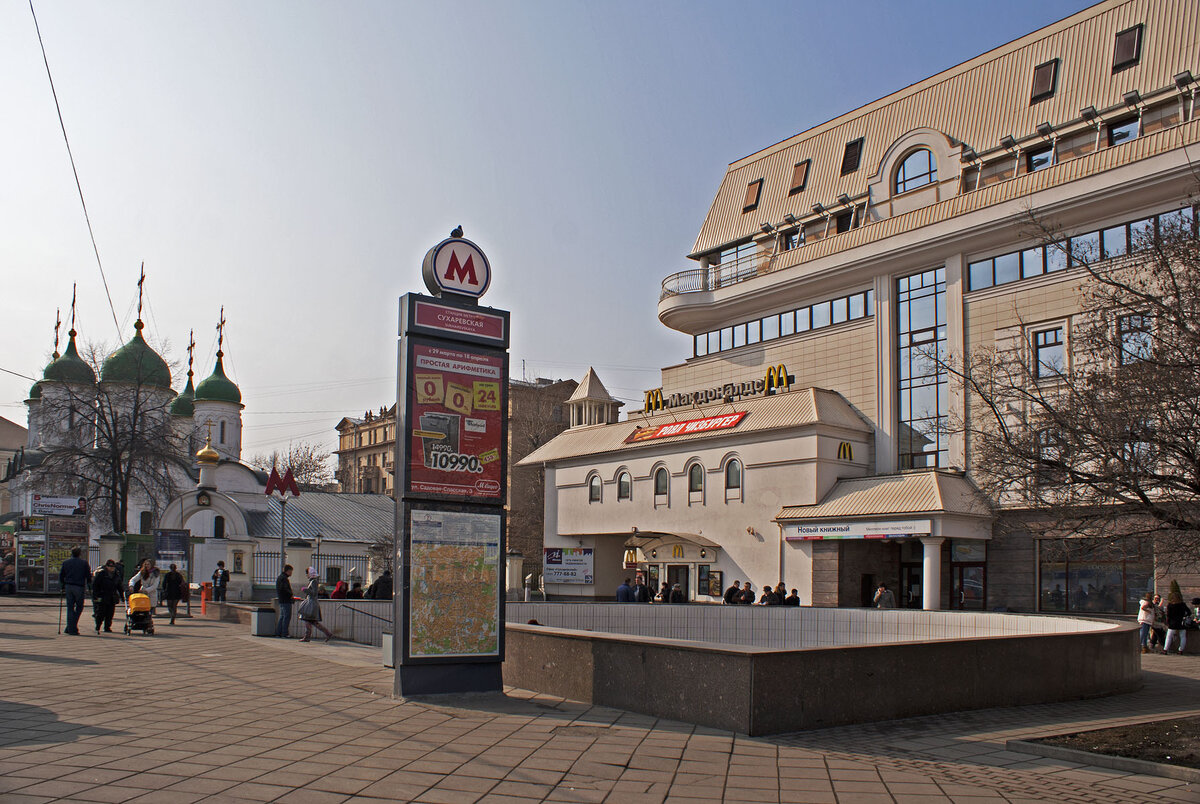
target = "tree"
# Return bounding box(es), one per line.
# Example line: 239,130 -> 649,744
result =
20,335 -> 188,535
249,442 -> 334,490
947,205 -> 1200,571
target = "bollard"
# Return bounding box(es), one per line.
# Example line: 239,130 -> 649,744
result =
200,583 -> 212,615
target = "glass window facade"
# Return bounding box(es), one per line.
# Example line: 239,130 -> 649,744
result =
1038,537 -> 1152,614
694,289 -> 873,358
897,268 -> 947,469
967,206 -> 1197,291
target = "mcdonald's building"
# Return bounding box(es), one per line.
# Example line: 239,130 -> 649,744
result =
521,1 -> 1200,611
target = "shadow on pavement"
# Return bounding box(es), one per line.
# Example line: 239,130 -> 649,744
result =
0,701 -> 126,746
0,650 -> 98,666
0,633 -> 50,641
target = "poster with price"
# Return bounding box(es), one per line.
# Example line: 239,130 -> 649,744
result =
406,342 -> 505,502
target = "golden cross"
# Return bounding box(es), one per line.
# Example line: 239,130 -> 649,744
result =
216,306 -> 226,354
137,263 -> 145,320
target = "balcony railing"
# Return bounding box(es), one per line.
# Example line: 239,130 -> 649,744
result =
660,250 -> 775,301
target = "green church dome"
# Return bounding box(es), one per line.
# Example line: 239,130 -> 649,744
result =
43,331 -> 96,386
28,381 -> 42,400
194,352 -> 241,404
100,320 -> 172,389
170,373 -> 196,417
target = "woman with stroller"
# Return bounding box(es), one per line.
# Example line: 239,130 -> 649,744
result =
128,560 -> 160,608
298,567 -> 334,643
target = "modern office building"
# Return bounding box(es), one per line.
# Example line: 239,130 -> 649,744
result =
522,0 -> 1199,612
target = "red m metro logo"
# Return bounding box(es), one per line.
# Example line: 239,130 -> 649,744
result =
444,251 -> 478,285
423,236 -> 492,298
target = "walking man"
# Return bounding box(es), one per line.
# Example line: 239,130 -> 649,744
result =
211,561 -> 230,603
91,559 -> 123,633
275,564 -> 294,638
59,547 -> 91,635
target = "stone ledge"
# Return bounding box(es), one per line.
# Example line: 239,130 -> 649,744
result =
1007,737 -> 1200,784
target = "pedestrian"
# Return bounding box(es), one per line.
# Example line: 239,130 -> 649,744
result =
59,547 -> 91,636
723,580 -> 742,604
632,577 -> 652,603
298,567 -> 334,643
128,560 -> 161,608
759,581 -> 780,605
616,578 -> 634,602
346,582 -> 364,599
1137,592 -> 1155,653
670,583 -> 686,604
162,563 -> 186,625
330,580 -> 348,599
275,564 -> 295,638
91,559 -> 123,633
211,561 -> 230,603
1150,593 -> 1168,651
774,582 -> 787,602
658,583 -> 672,604
785,588 -> 801,606
873,584 -> 896,609
1164,586 -> 1192,655
739,582 -> 755,604
366,570 -> 393,599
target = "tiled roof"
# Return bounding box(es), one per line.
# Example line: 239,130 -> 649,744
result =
777,471 -> 992,521
519,387 -> 871,465
230,491 -> 393,544
566,368 -> 619,404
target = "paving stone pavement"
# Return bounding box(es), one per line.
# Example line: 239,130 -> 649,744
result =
0,596 -> 1197,803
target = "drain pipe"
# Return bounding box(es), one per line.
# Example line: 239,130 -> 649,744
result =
778,522 -> 785,587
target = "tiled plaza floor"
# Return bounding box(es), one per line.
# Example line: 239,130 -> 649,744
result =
0,596 -> 1197,803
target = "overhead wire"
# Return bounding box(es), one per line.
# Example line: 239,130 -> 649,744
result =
28,0 -> 121,340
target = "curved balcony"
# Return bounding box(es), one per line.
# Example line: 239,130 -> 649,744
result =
660,251 -> 767,302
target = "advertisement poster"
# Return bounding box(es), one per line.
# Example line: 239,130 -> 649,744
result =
407,343 -> 504,501
408,509 -> 501,658
543,547 -> 594,584
0,526 -> 15,592
17,536 -> 45,593
32,495 -> 87,516
154,529 -> 191,576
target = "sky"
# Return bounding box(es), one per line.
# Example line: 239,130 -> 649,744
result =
1,0 -> 1092,460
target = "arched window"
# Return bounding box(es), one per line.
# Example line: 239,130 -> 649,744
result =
725,459 -> 742,490
214,516 -> 225,539
653,467 -> 669,506
139,511 -> 153,534
617,471 -> 632,500
895,149 -> 937,194
688,464 -> 704,493
588,474 -> 602,503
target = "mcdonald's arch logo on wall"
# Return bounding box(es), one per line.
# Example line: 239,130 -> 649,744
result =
837,441 -> 854,461
672,545 -> 685,558
644,388 -> 666,412
640,364 -> 794,413
764,364 -> 794,394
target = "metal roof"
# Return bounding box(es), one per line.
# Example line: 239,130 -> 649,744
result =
230,491 -> 393,544
692,0 -> 1200,256
776,471 -> 992,521
566,368 -> 620,404
518,387 -> 871,466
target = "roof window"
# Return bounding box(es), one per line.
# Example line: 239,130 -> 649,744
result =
743,178 -> 763,212
840,138 -> 864,175
1113,24 -> 1143,72
1030,59 -> 1059,104
789,160 -> 811,195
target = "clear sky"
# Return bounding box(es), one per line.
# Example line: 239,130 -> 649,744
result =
1,0 -> 1091,459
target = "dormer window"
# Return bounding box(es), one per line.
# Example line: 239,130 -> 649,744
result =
743,179 -> 763,212
841,138 -> 864,175
1113,24 -> 1143,72
789,160 -> 811,195
1030,59 -> 1059,104
895,149 -> 937,194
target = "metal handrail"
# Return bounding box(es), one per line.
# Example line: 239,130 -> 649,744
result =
341,604 -> 391,624
660,244 -> 781,301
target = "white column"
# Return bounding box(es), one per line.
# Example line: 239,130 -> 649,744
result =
921,536 -> 945,610
874,274 -> 897,474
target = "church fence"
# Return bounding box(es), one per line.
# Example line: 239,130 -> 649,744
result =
253,551 -> 281,585
313,553 -> 368,586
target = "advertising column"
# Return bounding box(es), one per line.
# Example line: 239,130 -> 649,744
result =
395,232 -> 509,696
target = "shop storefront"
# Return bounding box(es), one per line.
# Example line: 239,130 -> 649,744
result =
1037,536 -> 1153,616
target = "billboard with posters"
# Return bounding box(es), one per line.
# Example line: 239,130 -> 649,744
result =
404,340 -> 506,502
543,547 -> 594,584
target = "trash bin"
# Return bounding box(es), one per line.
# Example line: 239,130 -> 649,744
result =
251,607 -> 277,637
382,630 -> 394,668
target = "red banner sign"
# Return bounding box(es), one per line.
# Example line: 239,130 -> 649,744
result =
407,343 -> 505,500
413,300 -> 506,342
624,411 -> 748,443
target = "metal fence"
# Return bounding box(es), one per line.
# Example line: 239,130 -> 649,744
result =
88,546 -> 100,568
313,553 -> 368,586
253,551 -> 281,585
282,599 -> 392,645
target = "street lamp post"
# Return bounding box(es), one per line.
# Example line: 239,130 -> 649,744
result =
314,532 -> 322,582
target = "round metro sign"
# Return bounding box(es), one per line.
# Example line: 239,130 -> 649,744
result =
422,236 -> 492,299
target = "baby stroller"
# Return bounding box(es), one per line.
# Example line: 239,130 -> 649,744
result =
124,592 -> 155,635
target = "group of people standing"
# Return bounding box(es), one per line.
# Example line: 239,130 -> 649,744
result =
57,551 -> 191,634
723,580 -> 801,606
1138,589 -> 1196,654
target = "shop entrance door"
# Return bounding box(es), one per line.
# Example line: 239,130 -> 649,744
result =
900,563 -> 922,608
951,564 -> 986,610
666,565 -> 689,601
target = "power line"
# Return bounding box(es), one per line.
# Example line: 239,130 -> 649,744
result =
28,0 -> 121,339
0,367 -> 37,381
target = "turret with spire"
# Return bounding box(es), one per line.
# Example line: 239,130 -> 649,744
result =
193,307 -> 244,460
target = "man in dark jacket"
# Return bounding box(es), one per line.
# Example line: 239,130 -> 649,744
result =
723,580 -> 742,604
91,560 -> 123,633
275,565 -> 294,638
632,578 -> 652,603
615,579 -> 634,602
367,570 -> 393,600
162,564 -> 186,625
59,547 -> 91,635
211,561 -> 230,602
